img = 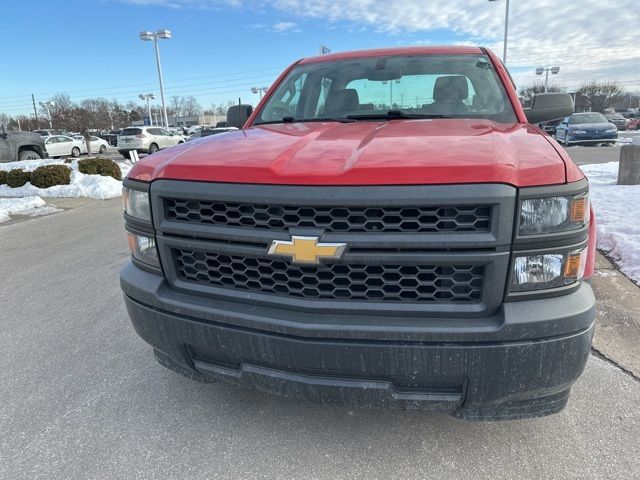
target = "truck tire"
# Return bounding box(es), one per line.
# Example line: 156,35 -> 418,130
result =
18,149 -> 42,161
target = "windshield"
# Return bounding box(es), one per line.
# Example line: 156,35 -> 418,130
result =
570,113 -> 607,124
121,128 -> 142,136
255,54 -> 516,125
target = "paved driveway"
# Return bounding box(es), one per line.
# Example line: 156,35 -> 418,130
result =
1,199 -> 639,479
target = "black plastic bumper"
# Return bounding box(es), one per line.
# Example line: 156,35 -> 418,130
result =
121,262 -> 595,420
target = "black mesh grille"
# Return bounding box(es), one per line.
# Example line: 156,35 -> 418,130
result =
165,199 -> 491,233
173,249 -> 484,303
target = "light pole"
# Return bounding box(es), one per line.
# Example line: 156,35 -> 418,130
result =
140,29 -> 171,128
139,93 -> 155,125
39,101 -> 55,129
535,66 -> 560,92
251,86 -> 268,101
489,0 -> 509,64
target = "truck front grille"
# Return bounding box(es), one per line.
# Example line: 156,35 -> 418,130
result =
173,248 -> 484,303
165,199 -> 491,233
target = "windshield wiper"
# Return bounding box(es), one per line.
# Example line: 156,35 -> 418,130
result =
254,117 -> 356,125
346,110 -> 451,120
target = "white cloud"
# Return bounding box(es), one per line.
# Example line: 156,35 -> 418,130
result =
270,0 -> 639,89
272,21 -> 300,33
120,0 -> 640,90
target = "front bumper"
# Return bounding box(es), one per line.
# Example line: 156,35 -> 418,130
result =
121,262 -> 595,420
567,132 -> 618,143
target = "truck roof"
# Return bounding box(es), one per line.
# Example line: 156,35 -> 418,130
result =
298,45 -> 485,65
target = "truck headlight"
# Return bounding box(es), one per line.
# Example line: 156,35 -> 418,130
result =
122,187 -> 151,221
511,248 -> 587,292
127,233 -> 160,268
519,193 -> 589,235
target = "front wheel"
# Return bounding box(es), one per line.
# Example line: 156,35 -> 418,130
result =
99,145 -> 107,154
148,143 -> 159,154
71,147 -> 81,157
18,149 -> 43,161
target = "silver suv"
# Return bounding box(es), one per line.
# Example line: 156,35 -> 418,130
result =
117,126 -> 185,158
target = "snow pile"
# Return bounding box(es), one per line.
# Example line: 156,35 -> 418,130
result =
581,162 -> 640,283
0,158 -> 133,200
0,196 -> 47,223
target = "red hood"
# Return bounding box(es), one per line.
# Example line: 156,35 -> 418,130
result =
128,119 -> 570,187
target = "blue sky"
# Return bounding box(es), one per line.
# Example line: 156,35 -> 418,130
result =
1,0 -> 638,117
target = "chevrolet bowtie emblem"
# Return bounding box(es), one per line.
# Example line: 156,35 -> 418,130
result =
267,236 -> 347,265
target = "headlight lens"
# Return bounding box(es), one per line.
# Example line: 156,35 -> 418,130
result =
122,187 -> 151,221
127,233 -> 160,268
519,193 -> 589,235
605,128 -> 617,133
511,248 -> 587,292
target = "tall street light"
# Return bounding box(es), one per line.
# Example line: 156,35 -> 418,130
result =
140,29 -> 171,128
139,93 -> 155,125
39,101 -> 55,129
536,66 -> 560,92
489,0 -> 510,65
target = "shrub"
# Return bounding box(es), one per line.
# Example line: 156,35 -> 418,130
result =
6,169 -> 32,188
30,165 -> 71,188
78,157 -> 121,181
0,170 -> 7,185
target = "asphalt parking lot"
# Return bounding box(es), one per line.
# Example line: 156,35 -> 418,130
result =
1,198 -> 639,479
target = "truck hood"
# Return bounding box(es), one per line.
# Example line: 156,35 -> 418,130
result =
128,119 -> 569,187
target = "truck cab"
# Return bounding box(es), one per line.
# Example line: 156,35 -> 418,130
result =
120,46 -> 595,420
0,127 -> 47,162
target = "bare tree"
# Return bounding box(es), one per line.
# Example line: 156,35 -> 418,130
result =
577,81 -> 623,113
183,96 -> 202,116
169,95 -> 185,116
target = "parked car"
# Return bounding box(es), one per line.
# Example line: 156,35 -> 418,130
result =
72,135 -> 110,154
120,45 -> 593,421
627,115 -> 640,131
117,126 -> 185,158
187,127 -> 238,140
0,127 -> 48,162
555,112 -> 618,145
540,118 -> 562,135
43,135 -> 85,157
604,113 -> 628,131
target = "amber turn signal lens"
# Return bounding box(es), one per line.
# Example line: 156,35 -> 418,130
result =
569,196 -> 587,223
564,253 -> 582,278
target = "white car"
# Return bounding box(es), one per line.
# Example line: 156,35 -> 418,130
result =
117,126 -> 185,158
43,135 -> 85,158
72,135 -> 110,154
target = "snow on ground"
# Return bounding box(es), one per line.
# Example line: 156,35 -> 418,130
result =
0,196 -> 49,223
581,161 -> 640,284
0,158 -> 133,200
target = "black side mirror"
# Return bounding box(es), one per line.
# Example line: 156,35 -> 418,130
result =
227,105 -> 253,129
524,93 -> 574,124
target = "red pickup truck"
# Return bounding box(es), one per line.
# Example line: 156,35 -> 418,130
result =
120,46 -> 596,420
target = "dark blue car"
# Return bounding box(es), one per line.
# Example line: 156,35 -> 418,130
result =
554,112 -> 618,146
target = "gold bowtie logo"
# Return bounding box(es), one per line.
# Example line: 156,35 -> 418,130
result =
268,236 -> 347,264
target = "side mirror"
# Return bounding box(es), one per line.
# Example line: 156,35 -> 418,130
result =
227,104 -> 253,129
524,93 -> 574,124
